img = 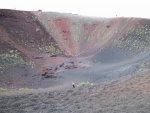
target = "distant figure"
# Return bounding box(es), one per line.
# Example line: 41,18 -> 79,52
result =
72,82 -> 75,88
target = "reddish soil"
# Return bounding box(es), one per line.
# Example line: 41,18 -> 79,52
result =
54,18 -> 77,56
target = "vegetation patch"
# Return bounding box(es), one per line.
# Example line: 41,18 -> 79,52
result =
0,88 -> 7,92
38,45 -> 62,56
77,81 -> 95,87
18,88 -> 32,91
0,87 -> 32,93
115,25 -> 150,55
0,49 -> 34,73
135,60 -> 150,74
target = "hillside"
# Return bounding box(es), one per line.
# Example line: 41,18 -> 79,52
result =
0,9 -> 150,113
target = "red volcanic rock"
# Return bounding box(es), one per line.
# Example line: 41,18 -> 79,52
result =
84,23 -> 98,37
54,18 -> 77,56
54,18 -> 71,39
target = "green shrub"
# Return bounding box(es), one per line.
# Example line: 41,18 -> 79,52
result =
0,88 -> 7,92
77,81 -> 94,87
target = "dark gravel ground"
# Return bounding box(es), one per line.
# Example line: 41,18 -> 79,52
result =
0,75 -> 150,113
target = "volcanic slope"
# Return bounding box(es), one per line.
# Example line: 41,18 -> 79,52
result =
1,9 -> 150,113
0,9 -> 150,88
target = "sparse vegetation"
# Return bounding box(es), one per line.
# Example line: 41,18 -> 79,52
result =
0,49 -> 34,73
77,81 -> 94,87
31,15 -> 38,22
0,88 -> 7,92
0,87 -> 32,93
135,60 -> 150,74
115,25 -> 150,55
19,88 -> 32,91
38,45 -> 62,56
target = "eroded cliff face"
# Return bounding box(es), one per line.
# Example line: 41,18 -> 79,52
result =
1,9 -> 150,88
35,12 -> 150,57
